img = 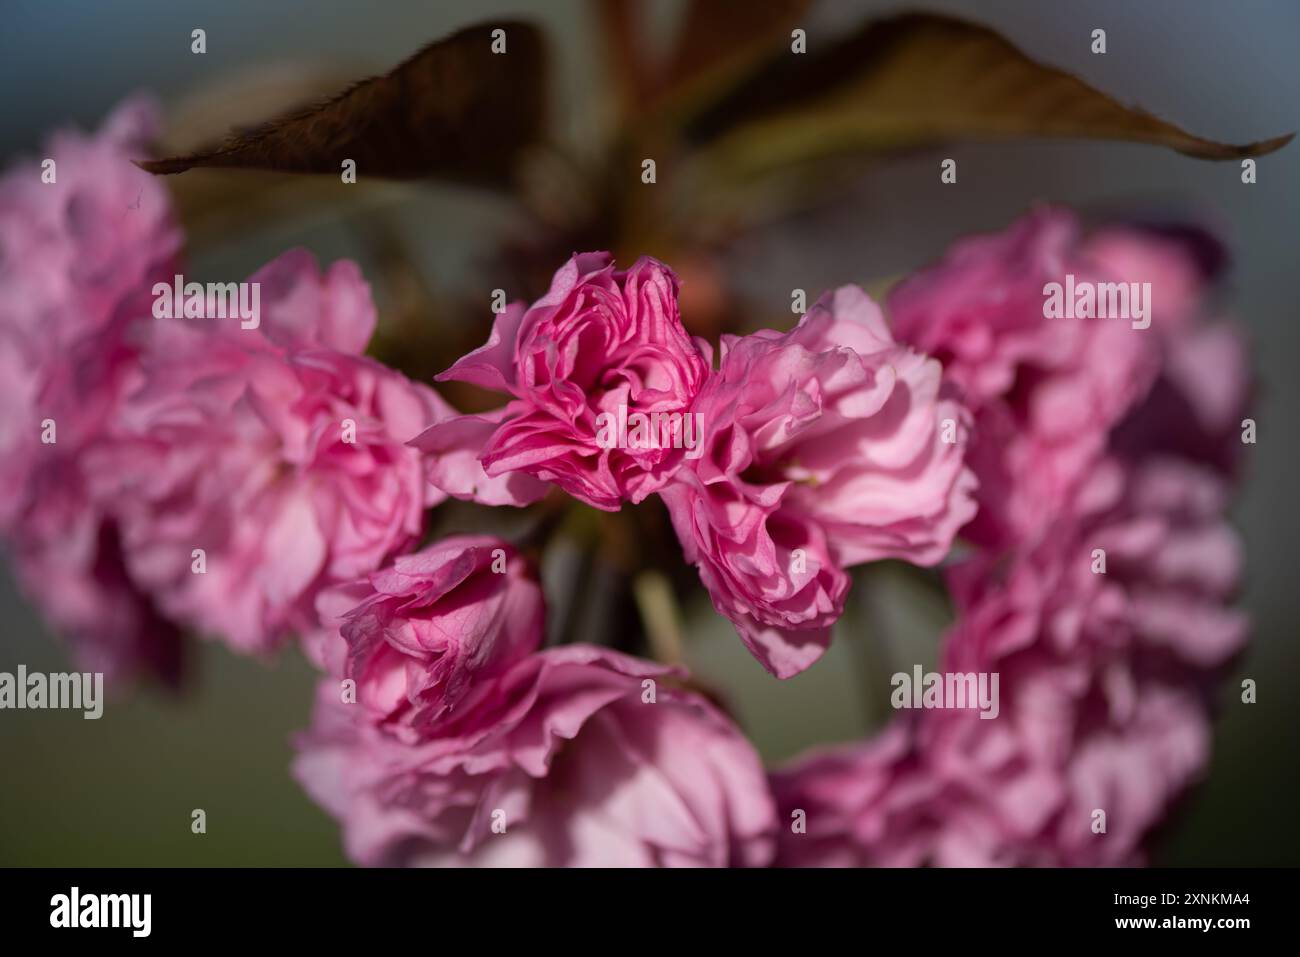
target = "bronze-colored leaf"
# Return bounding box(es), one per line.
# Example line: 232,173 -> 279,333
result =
592,0 -> 810,127
152,63 -> 375,234
137,21 -> 547,184
684,12 -> 1292,181
660,0 -> 812,109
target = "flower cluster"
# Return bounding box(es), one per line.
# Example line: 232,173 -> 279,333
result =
659,286 -> 975,677
772,211 -> 1249,866
0,97 -> 184,681
0,101 -> 1250,867
87,250 -> 453,654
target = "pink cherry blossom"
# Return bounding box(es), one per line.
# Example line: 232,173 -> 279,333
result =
923,498 -> 1238,866
888,208 -> 1084,409
413,253 -> 711,511
773,216 -> 1249,867
887,208 -> 1201,550
8,478 -> 184,684
309,536 -> 544,739
661,284 -> 975,678
769,721 -> 937,867
87,250 -> 452,653
0,96 -> 183,681
773,450 -> 1246,867
294,645 -> 777,866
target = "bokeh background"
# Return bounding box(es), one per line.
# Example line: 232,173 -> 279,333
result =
1,0 -> 1296,865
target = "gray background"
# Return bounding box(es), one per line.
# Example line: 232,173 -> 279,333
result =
1,0 -> 1295,865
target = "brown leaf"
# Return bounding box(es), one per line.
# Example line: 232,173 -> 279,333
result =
137,21 -> 548,184
152,63 -> 374,234
591,0 -> 810,124
662,0 -> 811,108
684,12 -> 1293,180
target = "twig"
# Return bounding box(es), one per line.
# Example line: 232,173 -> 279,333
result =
632,570 -> 684,666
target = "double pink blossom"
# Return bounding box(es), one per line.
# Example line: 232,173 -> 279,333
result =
414,253 -> 711,511
773,454 -> 1246,866
928,466 -> 1242,865
0,96 -> 183,681
294,645 -> 777,866
89,250 -> 452,653
773,214 -> 1250,865
661,285 -> 975,678
887,208 -> 1205,550
309,536 -> 545,739
769,721 -> 937,867
297,537 -> 775,866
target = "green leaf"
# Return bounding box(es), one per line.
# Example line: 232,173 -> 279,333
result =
137,21 -> 548,185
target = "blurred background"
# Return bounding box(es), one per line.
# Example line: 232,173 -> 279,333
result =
1,0 -> 1296,865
